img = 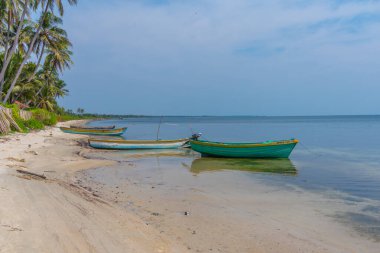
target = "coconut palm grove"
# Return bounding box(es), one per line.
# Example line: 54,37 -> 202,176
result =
0,0 -> 77,111
0,1 -> 81,134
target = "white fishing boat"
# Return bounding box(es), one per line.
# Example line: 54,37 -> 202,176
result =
88,138 -> 189,150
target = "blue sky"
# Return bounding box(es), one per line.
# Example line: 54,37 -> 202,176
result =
60,0 -> 380,115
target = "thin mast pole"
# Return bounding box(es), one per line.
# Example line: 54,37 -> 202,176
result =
156,116 -> 163,140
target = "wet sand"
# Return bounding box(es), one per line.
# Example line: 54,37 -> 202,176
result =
1,121 -> 379,252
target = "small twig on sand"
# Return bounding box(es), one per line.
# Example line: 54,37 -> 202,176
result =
7,157 -> 25,163
16,170 -> 46,180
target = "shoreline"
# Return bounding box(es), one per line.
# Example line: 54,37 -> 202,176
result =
0,120 -> 185,252
1,121 -> 379,252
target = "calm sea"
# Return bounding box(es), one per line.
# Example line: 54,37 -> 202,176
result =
89,115 -> 380,201
86,116 -> 380,241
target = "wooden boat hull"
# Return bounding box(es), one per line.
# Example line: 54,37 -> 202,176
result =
190,139 -> 298,158
60,127 -> 127,136
89,138 -> 189,150
70,125 -> 115,129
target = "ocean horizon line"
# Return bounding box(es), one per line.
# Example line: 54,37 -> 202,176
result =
85,114 -> 380,118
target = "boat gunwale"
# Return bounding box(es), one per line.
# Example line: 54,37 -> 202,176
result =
190,139 -> 298,148
60,127 -> 127,133
89,138 -> 189,144
69,125 -> 116,130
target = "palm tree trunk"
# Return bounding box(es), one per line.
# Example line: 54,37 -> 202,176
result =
0,0 -> 29,94
11,43 -> 46,103
3,0 -> 18,58
3,11 -> 12,63
2,2 -> 50,104
26,63 -> 57,106
26,85 -> 44,106
28,43 -> 45,82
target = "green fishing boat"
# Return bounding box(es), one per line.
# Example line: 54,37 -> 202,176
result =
190,139 -> 298,158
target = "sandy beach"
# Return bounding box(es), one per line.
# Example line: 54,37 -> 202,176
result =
1,121 -> 379,253
1,0 -> 379,251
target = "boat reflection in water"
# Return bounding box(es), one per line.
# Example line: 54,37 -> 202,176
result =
114,148 -> 193,158
84,146 -> 194,162
190,157 -> 297,175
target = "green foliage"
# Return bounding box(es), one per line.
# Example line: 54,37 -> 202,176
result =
1,4 -> 75,106
54,106 -> 66,115
46,113 -> 57,126
30,108 -> 57,126
1,104 -> 52,132
6,104 -> 27,132
57,113 -> 95,122
2,106 -> 60,133
24,118 -> 45,130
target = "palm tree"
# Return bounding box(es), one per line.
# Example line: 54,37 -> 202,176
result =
11,61 -> 43,103
37,68 -> 68,111
0,51 -> 23,98
0,51 -> 45,104
26,40 -> 73,104
11,11 -> 73,106
44,44 -> 73,74
28,12 -> 71,81
0,0 -> 22,61
2,0 -> 77,103
0,0 -> 28,92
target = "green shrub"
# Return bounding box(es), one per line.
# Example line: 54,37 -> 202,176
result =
6,104 -> 28,132
56,112 -> 97,122
57,113 -> 82,121
1,104 -> 63,133
30,108 -> 48,121
24,118 -> 45,130
43,112 -> 57,126
29,108 -> 57,126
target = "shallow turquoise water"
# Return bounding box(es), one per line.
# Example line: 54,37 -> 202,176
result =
88,116 -> 380,201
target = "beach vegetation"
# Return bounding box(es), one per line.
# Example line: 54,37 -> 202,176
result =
24,118 -> 45,130
0,0 -> 76,110
8,104 -> 28,131
0,102 -> 84,134
30,108 -> 57,126
0,0 -> 79,134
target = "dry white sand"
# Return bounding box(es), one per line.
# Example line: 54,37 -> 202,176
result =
0,122 -> 185,253
0,121 -> 379,252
